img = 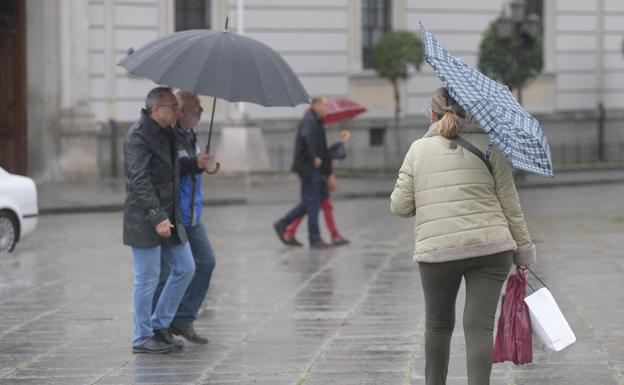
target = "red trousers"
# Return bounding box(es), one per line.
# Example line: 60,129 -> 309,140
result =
284,197 -> 340,239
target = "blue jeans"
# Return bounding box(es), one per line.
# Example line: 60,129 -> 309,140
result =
279,170 -> 323,242
132,242 -> 195,346
154,223 -> 216,326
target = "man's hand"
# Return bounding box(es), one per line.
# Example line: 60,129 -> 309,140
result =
326,174 -> 337,191
314,157 -> 322,168
155,218 -> 174,238
196,153 -> 214,170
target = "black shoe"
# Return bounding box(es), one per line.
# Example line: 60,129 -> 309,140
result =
170,323 -> 209,344
273,222 -> 287,244
154,328 -> 184,351
283,236 -> 304,247
332,236 -> 350,246
310,240 -> 331,249
132,336 -> 174,354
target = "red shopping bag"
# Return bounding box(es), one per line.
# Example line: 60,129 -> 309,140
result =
493,272 -> 532,365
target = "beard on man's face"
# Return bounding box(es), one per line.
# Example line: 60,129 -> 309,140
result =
183,111 -> 200,128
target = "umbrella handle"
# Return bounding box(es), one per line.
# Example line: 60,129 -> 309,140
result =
204,162 -> 220,175
203,144 -> 220,175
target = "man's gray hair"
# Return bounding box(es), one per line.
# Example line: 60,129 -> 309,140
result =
145,87 -> 173,113
173,89 -> 195,109
310,96 -> 326,106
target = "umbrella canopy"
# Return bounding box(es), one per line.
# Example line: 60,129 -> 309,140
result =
420,23 -> 553,177
324,98 -> 367,124
118,29 -> 309,107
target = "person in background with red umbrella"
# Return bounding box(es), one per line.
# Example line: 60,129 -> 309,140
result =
273,97 -> 333,248
280,99 -> 366,247
282,130 -> 350,247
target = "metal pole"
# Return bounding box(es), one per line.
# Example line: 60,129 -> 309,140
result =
202,16 -> 228,174
207,96 -> 217,150
237,0 -> 245,117
109,119 -> 118,177
515,21 -> 522,105
206,16 -> 229,151
597,0 -> 606,162
598,102 -> 605,161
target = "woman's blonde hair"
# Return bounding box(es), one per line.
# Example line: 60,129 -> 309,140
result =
430,87 -> 465,138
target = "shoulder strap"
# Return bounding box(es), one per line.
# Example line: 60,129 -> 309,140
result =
449,136 -> 493,174
485,141 -> 494,160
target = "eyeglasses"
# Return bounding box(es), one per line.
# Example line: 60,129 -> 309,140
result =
159,103 -> 179,110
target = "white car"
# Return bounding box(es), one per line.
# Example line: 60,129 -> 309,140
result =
0,167 -> 38,253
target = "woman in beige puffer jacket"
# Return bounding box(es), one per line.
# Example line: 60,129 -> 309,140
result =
391,87 -> 535,385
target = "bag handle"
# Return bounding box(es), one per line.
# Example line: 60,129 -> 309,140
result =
526,267 -> 549,292
449,136 -> 493,174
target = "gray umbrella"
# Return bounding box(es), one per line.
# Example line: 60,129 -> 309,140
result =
118,28 -> 309,107
118,22 -> 310,173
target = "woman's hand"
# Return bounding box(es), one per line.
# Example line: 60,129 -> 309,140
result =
516,265 -> 528,278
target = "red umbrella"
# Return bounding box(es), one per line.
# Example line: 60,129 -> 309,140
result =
323,98 -> 367,124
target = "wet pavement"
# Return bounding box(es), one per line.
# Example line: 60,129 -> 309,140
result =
1,182 -> 624,384
35,168 -> 624,214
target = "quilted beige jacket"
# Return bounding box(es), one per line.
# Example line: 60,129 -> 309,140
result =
390,121 -> 536,266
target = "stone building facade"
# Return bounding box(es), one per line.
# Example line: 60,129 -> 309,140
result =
8,0 -> 624,179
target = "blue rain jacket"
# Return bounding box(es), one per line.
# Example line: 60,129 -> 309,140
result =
175,125 -> 203,227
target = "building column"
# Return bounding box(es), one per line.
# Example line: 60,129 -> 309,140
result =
348,0 -> 361,72
27,0 -> 61,181
57,0 -> 100,180
211,0 -> 270,173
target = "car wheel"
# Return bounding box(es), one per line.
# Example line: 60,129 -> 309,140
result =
0,211 -> 17,254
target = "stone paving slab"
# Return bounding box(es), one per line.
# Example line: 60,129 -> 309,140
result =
1,183 -> 624,384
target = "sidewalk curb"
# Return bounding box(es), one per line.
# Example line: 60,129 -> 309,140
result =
515,178 -> 624,189
39,198 -> 247,215
37,177 -> 624,215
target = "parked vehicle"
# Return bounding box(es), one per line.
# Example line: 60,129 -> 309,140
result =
0,167 -> 38,253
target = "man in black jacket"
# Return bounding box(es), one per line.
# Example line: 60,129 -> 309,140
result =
273,96 -> 332,248
153,90 -> 215,345
123,87 -> 199,354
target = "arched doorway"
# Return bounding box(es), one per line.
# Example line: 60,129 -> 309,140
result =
0,0 -> 27,175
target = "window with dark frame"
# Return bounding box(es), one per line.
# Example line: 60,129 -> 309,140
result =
369,127 -> 386,147
526,0 -> 544,31
362,0 -> 392,69
175,0 -> 211,31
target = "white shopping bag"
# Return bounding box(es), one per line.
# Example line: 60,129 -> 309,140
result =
524,287 -> 576,355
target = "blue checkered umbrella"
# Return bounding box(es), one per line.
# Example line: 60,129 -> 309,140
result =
420,23 -> 553,177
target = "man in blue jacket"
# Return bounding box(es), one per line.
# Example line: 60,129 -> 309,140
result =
124,87 -> 196,354
154,90 -> 215,344
273,96 -> 332,248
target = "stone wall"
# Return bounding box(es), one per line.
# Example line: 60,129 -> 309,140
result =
99,110 -> 624,177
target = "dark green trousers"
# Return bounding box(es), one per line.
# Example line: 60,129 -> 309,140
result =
419,251 -> 513,385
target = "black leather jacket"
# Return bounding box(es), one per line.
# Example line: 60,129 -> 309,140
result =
123,109 -> 187,248
290,109 -> 332,178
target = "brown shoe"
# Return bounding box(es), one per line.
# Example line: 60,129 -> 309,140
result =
169,323 -> 209,344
